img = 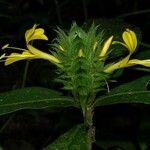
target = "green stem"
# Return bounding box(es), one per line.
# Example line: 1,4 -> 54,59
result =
0,114 -> 15,133
133,67 -> 150,72
22,60 -> 30,88
140,42 -> 150,48
0,52 -> 30,133
84,106 -> 95,150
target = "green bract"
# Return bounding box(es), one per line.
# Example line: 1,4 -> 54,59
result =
52,23 -> 113,112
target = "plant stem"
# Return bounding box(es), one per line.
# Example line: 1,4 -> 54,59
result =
22,60 -> 30,88
133,67 -> 150,72
140,42 -> 150,48
84,106 -> 95,150
0,114 -> 15,133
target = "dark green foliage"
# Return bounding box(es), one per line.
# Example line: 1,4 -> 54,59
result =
0,87 -> 77,115
44,124 -> 88,150
94,76 -> 150,107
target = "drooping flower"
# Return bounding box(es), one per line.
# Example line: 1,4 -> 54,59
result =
112,28 -> 137,54
25,24 -> 48,44
1,25 -> 60,66
104,29 -> 150,73
122,28 -> 137,53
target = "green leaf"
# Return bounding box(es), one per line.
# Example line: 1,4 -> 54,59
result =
94,76 -> 150,107
44,124 -> 88,150
110,76 -> 150,94
94,91 -> 150,107
0,87 -> 77,116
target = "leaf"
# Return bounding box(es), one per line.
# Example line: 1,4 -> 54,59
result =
94,91 -> 150,107
110,76 -> 150,94
0,87 -> 77,116
44,124 -> 88,150
94,76 -> 150,107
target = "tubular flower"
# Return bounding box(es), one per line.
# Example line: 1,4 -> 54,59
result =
122,28 -> 137,53
126,59 -> 150,67
25,24 -> 48,44
112,28 -> 137,54
1,25 -> 60,66
104,55 -> 130,73
104,29 -> 150,73
99,36 -> 113,57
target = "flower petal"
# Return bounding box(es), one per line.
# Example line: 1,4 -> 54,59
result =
25,24 -> 48,44
122,29 -> 137,53
104,55 -> 130,73
5,52 -> 35,65
28,28 -> 48,42
128,29 -> 137,50
100,36 -> 113,57
127,59 -> 150,67
25,24 -> 37,44
27,44 -> 60,64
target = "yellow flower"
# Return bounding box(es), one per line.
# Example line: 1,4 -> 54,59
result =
99,36 -> 113,57
104,29 -> 137,73
104,55 -> 130,73
4,51 -> 37,65
105,56 -> 150,73
27,44 -> 60,64
126,59 -> 150,67
3,45 -> 60,66
25,24 -> 48,44
104,29 -> 150,73
1,25 -> 60,66
113,28 -> 137,53
122,29 -> 137,53
78,49 -> 84,57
